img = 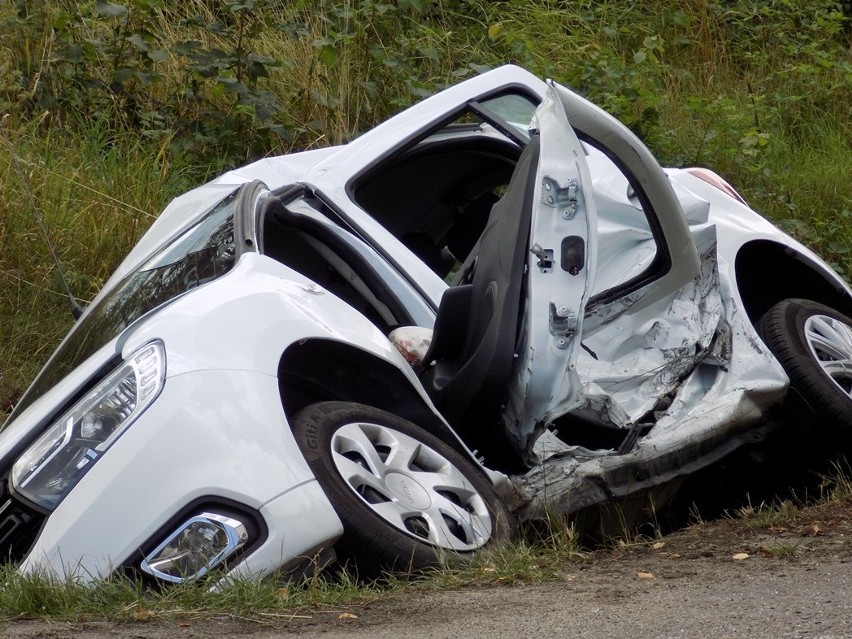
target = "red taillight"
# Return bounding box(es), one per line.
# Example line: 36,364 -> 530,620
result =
684,167 -> 747,205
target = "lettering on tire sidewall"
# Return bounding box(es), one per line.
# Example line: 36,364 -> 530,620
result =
304,419 -> 319,450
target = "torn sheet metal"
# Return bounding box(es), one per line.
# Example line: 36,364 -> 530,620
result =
569,238 -> 726,433
509,256 -> 789,520
506,176 -> 788,517
503,142 -> 727,463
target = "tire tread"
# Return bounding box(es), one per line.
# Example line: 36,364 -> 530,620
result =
758,298 -> 852,438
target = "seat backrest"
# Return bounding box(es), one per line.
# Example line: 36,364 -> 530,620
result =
422,136 -> 539,451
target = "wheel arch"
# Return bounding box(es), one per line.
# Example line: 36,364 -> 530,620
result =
276,339 -> 466,455
734,240 -> 852,326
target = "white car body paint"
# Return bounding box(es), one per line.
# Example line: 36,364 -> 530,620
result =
3,65 -> 850,581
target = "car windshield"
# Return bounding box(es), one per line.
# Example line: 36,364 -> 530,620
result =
6,188 -> 241,422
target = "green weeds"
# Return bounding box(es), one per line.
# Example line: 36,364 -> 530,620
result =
734,458 -> 852,530
0,520 -> 586,622
736,498 -> 806,529
2,462 -> 851,620
0,563 -> 380,622
2,2 -> 849,411
760,541 -> 801,559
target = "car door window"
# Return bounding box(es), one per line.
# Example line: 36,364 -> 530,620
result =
478,93 -> 538,136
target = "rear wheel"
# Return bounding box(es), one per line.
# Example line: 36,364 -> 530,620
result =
758,298 -> 852,441
292,401 -> 514,577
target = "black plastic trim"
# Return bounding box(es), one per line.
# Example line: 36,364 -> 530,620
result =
235,179 -> 269,254
0,475 -> 47,562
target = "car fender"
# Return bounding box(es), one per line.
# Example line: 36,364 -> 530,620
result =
120,253 -> 480,463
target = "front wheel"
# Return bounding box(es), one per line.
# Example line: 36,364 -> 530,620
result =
758,298 -> 852,440
292,402 -> 514,577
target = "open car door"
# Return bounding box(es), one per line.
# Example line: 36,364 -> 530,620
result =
501,84 -> 597,459
302,67 -> 702,467
506,81 -> 703,461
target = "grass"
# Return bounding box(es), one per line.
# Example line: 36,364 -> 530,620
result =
2,460 -> 851,621
734,458 -> 852,530
0,564 -> 378,622
736,498 -> 806,530
0,117 -> 199,409
759,541 -> 801,559
0,0 -> 849,613
0,521 -> 586,622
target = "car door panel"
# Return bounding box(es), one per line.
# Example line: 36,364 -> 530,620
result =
551,82 -> 700,314
508,81 -> 707,459
504,83 -> 597,459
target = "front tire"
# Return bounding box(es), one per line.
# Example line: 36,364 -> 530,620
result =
758,299 -> 852,440
292,402 -> 514,577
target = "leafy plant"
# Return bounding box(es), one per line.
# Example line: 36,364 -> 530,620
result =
1,0 -> 850,411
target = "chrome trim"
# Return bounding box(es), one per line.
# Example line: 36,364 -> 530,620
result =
140,512 -> 248,583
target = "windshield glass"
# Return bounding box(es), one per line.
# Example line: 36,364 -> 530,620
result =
7,188 -> 241,421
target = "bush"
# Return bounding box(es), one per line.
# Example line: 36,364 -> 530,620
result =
1,0 -> 849,411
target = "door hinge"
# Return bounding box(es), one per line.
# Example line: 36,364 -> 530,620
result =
549,303 -> 578,346
542,176 -> 578,219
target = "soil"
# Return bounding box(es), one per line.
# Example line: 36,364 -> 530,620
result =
4,497 -> 851,639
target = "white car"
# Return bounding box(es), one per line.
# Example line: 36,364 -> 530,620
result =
2,66 -> 850,583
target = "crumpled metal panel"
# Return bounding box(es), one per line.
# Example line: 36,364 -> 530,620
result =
512,379 -> 785,520
509,233 -> 789,518
572,235 -> 726,430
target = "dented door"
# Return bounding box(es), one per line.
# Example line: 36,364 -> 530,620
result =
506,81 -> 703,459
503,84 -> 597,457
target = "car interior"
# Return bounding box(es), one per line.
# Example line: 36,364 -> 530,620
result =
351,129 -> 522,278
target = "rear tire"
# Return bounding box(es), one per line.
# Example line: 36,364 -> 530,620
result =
758,299 -> 852,441
292,401 -> 514,578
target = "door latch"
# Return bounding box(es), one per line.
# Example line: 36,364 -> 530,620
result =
530,243 -> 554,273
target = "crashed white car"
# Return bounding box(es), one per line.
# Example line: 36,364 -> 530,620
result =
2,66 -> 851,583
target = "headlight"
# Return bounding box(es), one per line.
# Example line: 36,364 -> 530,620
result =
11,341 -> 166,510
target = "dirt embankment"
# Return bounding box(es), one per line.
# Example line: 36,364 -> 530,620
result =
4,497 -> 852,639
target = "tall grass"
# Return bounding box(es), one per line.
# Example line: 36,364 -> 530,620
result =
1,0 -> 850,409
0,116 -> 197,404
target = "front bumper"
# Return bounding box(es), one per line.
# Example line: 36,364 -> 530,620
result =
14,368 -> 342,581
